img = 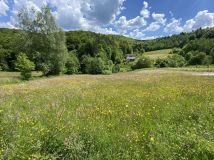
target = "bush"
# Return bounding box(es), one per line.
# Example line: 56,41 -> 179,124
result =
15,53 -> 35,80
170,48 -> 185,56
65,52 -> 80,75
112,65 -> 120,73
203,55 -> 212,65
131,56 -> 152,70
210,48 -> 214,64
167,54 -> 186,67
155,58 -> 168,68
104,60 -> 113,73
88,58 -> 105,74
81,55 -> 92,74
81,56 -> 105,74
102,70 -> 112,75
0,48 -> 10,71
188,51 -> 206,65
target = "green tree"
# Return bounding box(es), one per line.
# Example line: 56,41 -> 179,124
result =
188,51 -> 206,65
88,57 -> 105,74
15,53 -> 35,80
167,54 -> 186,67
65,51 -> 80,75
155,58 -> 168,68
131,56 -> 153,70
17,6 -> 68,76
210,48 -> 214,64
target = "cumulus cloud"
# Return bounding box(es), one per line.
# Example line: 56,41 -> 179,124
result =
8,0 -> 126,32
184,10 -> 214,31
115,1 -> 151,34
0,0 -> 9,16
164,18 -> 183,33
0,22 -> 14,28
2,0 -> 214,40
129,29 -> 145,39
144,13 -> 166,31
144,22 -> 161,31
83,0 -> 125,24
140,1 -> 150,18
152,13 -> 166,25
116,16 -> 147,33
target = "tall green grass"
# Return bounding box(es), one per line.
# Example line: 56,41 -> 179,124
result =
0,69 -> 213,159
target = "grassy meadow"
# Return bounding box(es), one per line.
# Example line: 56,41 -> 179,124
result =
144,49 -> 171,59
0,69 -> 214,159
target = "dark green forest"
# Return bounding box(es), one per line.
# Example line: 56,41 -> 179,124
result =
0,27 -> 214,76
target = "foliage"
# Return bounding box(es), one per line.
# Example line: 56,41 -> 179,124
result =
0,27 -> 214,73
0,48 -> 10,71
210,48 -> 214,63
17,6 -> 68,76
112,64 -> 120,73
167,54 -> 187,67
65,51 -> 80,75
155,58 -> 168,68
88,57 -> 105,74
131,56 -> 153,70
15,53 -> 35,80
187,51 -> 207,65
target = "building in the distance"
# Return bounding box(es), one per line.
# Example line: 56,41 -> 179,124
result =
126,54 -> 137,62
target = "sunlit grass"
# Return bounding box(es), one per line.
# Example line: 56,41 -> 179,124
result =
144,49 -> 171,59
0,69 -> 213,159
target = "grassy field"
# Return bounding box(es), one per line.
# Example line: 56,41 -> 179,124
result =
0,69 -> 214,159
144,49 -> 171,59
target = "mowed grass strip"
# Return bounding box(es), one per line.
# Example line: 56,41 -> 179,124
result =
144,49 -> 172,59
0,69 -> 214,159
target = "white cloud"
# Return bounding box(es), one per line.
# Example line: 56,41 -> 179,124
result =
142,36 -> 158,40
184,10 -> 214,31
0,0 -> 9,16
144,22 -> 161,31
152,13 -> 166,25
129,29 -> 145,39
83,0 -> 126,24
164,18 -> 183,33
116,16 -> 147,33
0,22 -> 14,28
143,13 -> 166,32
9,0 -> 126,31
140,1 -> 150,18
144,13 -> 166,32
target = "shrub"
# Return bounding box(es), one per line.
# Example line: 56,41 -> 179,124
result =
167,54 -> 186,67
203,55 -> 212,65
81,56 -> 105,74
210,48 -> 214,64
188,51 -> 206,65
170,48 -> 185,56
112,65 -> 120,73
155,58 -> 168,68
65,52 -> 80,75
131,56 -> 152,70
102,70 -> 112,75
0,48 -> 10,71
15,53 -> 35,80
104,60 -> 113,73
88,58 -> 105,74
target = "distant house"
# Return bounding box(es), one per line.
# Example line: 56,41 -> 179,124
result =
126,54 -> 137,62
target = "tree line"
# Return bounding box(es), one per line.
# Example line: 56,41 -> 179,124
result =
0,6 -> 214,79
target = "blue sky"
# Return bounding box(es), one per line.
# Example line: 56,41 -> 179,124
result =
0,0 -> 214,40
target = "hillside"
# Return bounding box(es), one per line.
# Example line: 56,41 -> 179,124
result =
0,27 -> 214,73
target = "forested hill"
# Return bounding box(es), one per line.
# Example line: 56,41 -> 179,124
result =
1,27 -> 214,53
0,27 -> 214,73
